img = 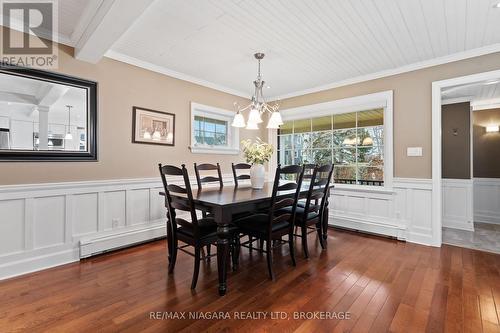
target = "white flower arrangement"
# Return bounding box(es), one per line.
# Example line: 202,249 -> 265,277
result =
241,138 -> 274,165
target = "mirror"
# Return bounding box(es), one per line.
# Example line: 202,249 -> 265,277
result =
0,64 -> 97,161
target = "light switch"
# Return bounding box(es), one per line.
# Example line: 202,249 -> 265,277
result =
407,147 -> 423,157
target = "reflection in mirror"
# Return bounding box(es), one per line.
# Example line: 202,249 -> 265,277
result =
0,74 -> 87,152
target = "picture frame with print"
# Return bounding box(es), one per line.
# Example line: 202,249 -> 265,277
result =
132,106 -> 175,146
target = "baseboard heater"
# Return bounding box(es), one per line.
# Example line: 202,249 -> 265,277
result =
328,224 -> 400,241
79,224 -> 166,258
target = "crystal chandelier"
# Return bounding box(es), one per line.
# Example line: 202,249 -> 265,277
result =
232,53 -> 283,130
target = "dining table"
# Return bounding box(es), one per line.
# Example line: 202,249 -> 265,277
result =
160,182 -> 332,296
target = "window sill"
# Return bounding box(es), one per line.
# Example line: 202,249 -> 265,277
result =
332,183 -> 394,194
189,146 -> 239,155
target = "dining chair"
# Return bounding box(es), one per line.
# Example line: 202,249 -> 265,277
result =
194,163 -> 223,190
231,162 -> 259,250
159,163 -> 220,289
234,164 -> 304,280
231,163 -> 251,186
297,164 -> 317,208
293,164 -> 334,258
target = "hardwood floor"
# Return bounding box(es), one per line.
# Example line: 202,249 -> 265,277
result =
1,229 -> 500,332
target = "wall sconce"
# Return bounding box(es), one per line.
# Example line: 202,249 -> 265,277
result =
486,125 -> 499,133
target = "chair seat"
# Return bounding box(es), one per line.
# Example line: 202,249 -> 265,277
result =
279,206 -> 320,222
296,201 -> 320,211
176,217 -> 218,238
234,213 -> 291,234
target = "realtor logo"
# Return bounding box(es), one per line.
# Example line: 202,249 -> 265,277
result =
1,0 -> 58,68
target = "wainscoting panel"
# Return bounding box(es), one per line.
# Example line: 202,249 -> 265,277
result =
329,178 -> 433,244
73,193 -> 99,237
0,199 -> 25,255
474,178 -> 500,224
442,179 -> 473,231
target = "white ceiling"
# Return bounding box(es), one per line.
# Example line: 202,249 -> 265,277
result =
442,79 -> 500,106
4,0 -> 500,99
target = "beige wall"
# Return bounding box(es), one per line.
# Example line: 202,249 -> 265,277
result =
441,102 -> 471,179
0,36 -> 262,185
473,108 -> 500,178
278,53 -> 500,179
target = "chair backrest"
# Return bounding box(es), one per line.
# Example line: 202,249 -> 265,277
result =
159,164 -> 201,236
232,163 -> 251,186
194,163 -> 223,189
302,164 -> 316,180
267,164 -> 305,234
302,164 -> 334,220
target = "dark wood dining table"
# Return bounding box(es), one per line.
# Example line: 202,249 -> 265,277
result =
160,182 -> 331,296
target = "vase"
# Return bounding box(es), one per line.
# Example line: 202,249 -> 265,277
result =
250,164 -> 265,189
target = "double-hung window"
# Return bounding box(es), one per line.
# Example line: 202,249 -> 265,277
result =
277,91 -> 393,188
190,103 -> 239,154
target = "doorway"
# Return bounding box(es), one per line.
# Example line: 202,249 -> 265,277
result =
432,70 -> 500,253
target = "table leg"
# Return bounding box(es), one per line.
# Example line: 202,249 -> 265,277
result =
215,208 -> 231,296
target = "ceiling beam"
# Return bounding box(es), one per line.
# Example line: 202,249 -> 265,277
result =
74,0 -> 155,63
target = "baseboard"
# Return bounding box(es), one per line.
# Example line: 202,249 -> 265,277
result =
80,221 -> 166,258
0,248 -> 80,281
406,231 -> 437,247
474,213 -> 500,225
443,218 -> 474,231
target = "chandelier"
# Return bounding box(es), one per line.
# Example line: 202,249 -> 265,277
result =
232,53 -> 283,130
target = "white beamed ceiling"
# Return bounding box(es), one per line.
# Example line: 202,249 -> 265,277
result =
3,0 -> 500,98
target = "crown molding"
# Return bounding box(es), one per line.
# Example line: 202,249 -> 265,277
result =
104,50 -> 249,99
270,43 -> 500,101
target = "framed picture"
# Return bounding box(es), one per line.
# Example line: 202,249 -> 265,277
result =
132,106 -> 175,146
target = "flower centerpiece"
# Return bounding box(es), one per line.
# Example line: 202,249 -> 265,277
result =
241,138 -> 274,189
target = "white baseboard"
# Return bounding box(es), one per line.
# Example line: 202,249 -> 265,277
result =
0,248 -> 79,281
443,218 -> 474,231
474,213 -> 500,225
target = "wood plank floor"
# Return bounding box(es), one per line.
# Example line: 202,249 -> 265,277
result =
1,229 -> 500,332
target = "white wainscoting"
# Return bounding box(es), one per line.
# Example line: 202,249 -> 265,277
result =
0,175 -> 235,280
0,176 -> 434,280
474,178 -> 500,225
442,179 -> 473,231
329,178 -> 433,246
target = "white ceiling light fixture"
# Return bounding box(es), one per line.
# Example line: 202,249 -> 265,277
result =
232,53 -> 282,130
493,1 -> 500,8
64,105 -> 73,140
486,125 -> 499,132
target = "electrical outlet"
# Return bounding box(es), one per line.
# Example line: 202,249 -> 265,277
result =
112,218 -> 119,228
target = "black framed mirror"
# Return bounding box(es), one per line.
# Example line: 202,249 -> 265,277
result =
0,63 -> 97,161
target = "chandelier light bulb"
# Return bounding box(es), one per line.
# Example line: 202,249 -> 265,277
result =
267,111 -> 283,129
231,112 -> 246,128
246,121 -> 259,130
248,108 -> 263,124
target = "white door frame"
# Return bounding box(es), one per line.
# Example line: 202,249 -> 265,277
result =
431,69 -> 500,246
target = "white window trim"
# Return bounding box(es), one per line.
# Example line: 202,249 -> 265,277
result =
189,102 -> 239,155
270,90 -> 394,190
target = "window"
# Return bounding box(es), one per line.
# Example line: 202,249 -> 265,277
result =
276,91 -> 393,187
190,103 -> 239,154
194,116 -> 228,146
